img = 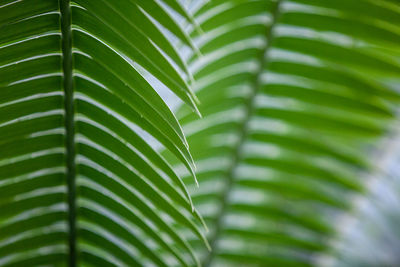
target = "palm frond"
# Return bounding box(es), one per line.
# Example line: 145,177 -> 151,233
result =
0,0 -> 207,266
164,0 -> 400,266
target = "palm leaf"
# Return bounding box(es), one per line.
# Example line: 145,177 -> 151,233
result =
164,0 -> 400,266
0,0 -> 207,266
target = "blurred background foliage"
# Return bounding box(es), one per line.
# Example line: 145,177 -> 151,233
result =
161,0 -> 400,266
1,0 -> 400,266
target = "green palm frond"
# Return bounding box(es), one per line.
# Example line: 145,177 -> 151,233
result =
0,0 -> 207,266
164,0 -> 400,266
3,0 -> 400,266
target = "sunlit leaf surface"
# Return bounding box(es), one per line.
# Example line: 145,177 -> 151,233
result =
0,0 -> 207,266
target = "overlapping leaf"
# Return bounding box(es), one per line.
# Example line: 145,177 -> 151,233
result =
0,0 -> 207,266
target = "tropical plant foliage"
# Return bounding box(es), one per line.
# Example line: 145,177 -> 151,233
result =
2,0 -> 400,266
164,0 -> 400,266
0,0 -> 207,266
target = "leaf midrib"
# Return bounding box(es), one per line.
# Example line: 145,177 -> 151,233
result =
60,0 -> 76,266
203,1 -> 283,266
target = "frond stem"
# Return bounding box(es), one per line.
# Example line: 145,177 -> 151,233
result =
59,0 -> 76,266
203,1 -> 283,266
